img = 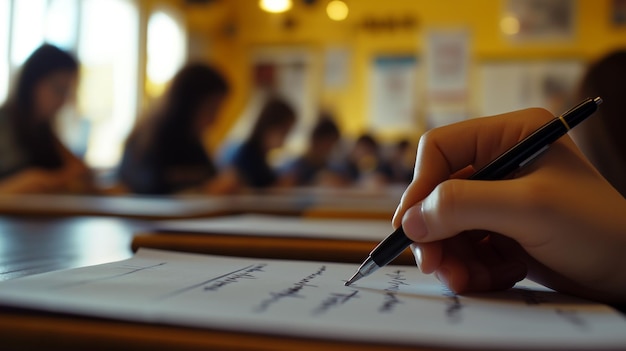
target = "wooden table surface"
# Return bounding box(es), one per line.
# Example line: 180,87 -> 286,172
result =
0,215 -> 147,282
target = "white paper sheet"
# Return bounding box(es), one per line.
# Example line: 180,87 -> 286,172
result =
0,249 -> 624,349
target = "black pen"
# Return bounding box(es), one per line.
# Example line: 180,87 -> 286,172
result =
345,97 -> 603,286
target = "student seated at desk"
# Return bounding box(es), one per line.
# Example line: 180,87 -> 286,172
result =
280,114 -> 345,186
393,107 -> 626,305
230,97 -> 296,188
0,44 -> 93,194
119,63 -> 237,195
339,134 -> 392,188
385,139 -> 415,185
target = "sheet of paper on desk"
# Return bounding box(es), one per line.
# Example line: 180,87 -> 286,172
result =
0,249 -> 624,350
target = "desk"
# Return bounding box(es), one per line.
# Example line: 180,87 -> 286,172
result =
0,216 -> 144,282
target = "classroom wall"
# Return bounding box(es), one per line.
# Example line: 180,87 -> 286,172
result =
179,0 -> 626,150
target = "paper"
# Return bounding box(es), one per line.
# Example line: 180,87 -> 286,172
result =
153,215 -> 393,241
0,249 -> 625,349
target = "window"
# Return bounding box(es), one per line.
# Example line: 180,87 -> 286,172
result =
0,0 -> 10,103
78,0 -> 139,168
146,6 -> 187,99
1,0 -> 140,169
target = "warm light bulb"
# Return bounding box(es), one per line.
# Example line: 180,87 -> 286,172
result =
259,0 -> 292,13
327,0 -> 349,21
500,15 -> 520,35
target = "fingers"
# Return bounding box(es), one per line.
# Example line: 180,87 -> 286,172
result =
393,108 -> 553,228
401,178 -> 545,247
413,233 -> 527,293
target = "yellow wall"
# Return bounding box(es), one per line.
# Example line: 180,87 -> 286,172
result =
180,0 -> 626,149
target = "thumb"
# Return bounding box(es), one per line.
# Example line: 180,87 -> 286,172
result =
401,178 -> 535,244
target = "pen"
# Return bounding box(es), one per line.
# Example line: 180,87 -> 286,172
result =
345,96 -> 603,286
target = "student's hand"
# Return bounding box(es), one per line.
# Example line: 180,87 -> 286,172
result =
0,168 -> 67,194
392,108 -> 626,304
203,168 -> 241,195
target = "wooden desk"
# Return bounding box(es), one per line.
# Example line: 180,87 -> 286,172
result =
0,191 -> 400,220
0,216 -> 144,282
0,195 -> 238,220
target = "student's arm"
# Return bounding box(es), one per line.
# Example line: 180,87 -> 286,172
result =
392,108 -> 626,305
0,140 -> 94,194
54,138 -> 97,193
0,168 -> 66,194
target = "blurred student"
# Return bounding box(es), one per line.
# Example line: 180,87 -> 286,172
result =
0,44 -> 92,194
341,134 -> 391,187
281,114 -> 344,186
385,139 -> 415,184
230,97 -> 296,188
569,50 -> 626,197
119,63 -> 236,195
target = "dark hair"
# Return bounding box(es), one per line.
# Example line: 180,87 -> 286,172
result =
578,50 -> 626,155
247,97 -> 296,146
577,50 -> 626,195
3,44 -> 79,169
311,114 -> 340,141
128,63 -> 229,157
355,134 -> 379,151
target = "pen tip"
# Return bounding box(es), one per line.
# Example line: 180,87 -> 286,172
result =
344,271 -> 363,287
594,97 -> 603,106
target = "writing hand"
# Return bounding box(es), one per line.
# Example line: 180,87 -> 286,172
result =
392,108 -> 626,304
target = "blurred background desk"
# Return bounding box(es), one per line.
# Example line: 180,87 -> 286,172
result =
0,216 -> 146,282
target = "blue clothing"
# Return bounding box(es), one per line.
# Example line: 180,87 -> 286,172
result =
281,157 -> 319,186
0,108 -> 30,179
119,136 -> 217,194
231,141 -> 276,188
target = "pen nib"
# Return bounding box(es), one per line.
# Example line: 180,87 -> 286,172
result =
344,271 -> 363,286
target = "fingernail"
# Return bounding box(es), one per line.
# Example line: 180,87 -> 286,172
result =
435,268 -> 450,287
392,204 -> 402,224
410,244 -> 422,270
391,205 -> 402,227
402,202 -> 428,240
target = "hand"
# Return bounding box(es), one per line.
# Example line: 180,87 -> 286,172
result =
392,108 -> 626,304
0,168 -> 67,194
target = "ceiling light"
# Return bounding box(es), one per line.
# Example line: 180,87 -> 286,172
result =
259,0 -> 292,13
327,0 -> 349,21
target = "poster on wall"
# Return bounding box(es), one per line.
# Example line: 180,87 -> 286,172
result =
479,60 -> 584,116
503,0 -> 575,40
368,55 -> 419,132
424,29 -> 470,128
324,47 -> 351,89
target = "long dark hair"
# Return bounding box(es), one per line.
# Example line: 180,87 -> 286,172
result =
128,63 -> 229,157
578,50 -> 626,160
246,97 -> 296,147
577,50 -> 626,196
3,44 -> 78,169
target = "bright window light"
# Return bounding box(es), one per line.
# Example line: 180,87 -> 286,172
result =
78,0 -> 139,168
44,0 -> 79,50
0,0 -> 11,103
259,0 -> 292,13
10,0 -> 47,66
147,8 -> 186,89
